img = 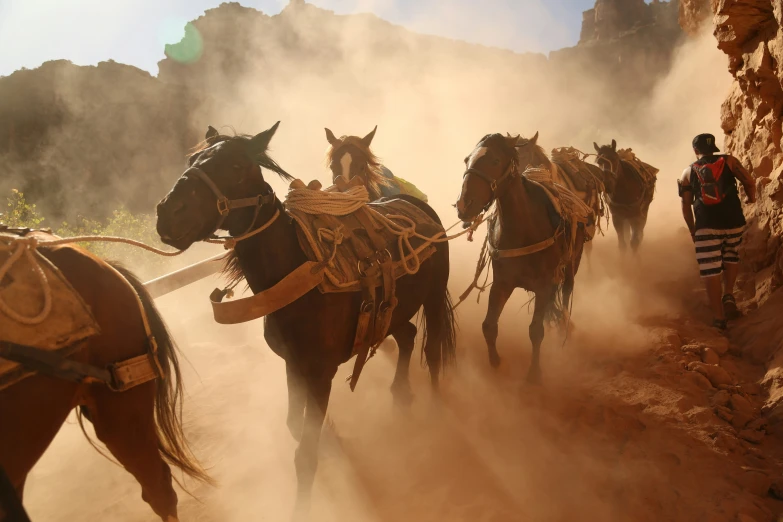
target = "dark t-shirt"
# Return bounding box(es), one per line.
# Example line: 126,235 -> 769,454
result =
686,155 -> 746,230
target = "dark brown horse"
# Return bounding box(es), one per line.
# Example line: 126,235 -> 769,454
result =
0,243 -> 209,521
155,123 -> 456,514
594,140 -> 656,252
455,133 -> 586,383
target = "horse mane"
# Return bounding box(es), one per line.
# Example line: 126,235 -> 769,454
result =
189,133 -> 293,182
325,135 -> 391,197
515,137 -> 552,169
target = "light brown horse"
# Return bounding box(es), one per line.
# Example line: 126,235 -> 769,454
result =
455,133 -> 587,383
0,240 -> 209,521
325,126 -> 428,202
594,140 -> 656,253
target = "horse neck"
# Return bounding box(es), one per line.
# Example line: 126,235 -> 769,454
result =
495,176 -> 553,245
232,201 -> 307,293
614,162 -> 642,195
518,147 -> 552,170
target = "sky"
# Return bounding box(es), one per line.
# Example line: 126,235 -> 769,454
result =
0,0 -> 601,77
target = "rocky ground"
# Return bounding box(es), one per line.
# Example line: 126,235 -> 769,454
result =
17,232 -> 783,522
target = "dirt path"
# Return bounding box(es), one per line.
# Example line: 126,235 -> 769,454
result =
21,234 -> 783,522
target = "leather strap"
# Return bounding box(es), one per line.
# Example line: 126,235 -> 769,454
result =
349,274 -> 376,391
209,261 -> 326,324
186,167 -> 275,235
488,231 -> 560,259
0,341 -> 159,392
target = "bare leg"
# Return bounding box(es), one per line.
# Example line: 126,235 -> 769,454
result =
482,282 -> 514,368
702,274 -> 726,323
723,262 -> 740,296
390,322 -> 417,405
88,383 -> 179,521
293,369 -> 335,519
286,362 -> 307,441
528,287 -> 555,384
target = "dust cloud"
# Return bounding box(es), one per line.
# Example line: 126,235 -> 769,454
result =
20,7 -> 737,522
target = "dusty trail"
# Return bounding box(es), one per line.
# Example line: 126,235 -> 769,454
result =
21,230 -> 783,522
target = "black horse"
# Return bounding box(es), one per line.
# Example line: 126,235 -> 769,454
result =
155,123 -> 456,516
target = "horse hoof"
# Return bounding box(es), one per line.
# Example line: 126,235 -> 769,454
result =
391,384 -> 414,408
526,368 -> 542,385
488,352 -> 501,368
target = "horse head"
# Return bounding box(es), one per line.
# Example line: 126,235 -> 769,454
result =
594,140 -> 621,176
156,122 -> 291,250
323,126 -> 389,197
455,133 -> 521,223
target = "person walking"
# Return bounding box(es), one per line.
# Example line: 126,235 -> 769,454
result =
678,133 -> 756,330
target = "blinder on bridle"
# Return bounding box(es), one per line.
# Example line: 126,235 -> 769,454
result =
185,166 -> 276,239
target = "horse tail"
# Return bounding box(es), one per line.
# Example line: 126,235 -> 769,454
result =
420,243 -> 458,373
109,263 -> 213,485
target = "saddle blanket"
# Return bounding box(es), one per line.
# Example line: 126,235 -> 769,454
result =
0,228 -> 100,389
287,198 -> 445,294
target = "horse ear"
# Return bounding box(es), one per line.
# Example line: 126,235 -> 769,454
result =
611,139 -> 617,151
325,128 -> 339,146
362,126 -> 378,147
250,121 -> 281,151
205,126 -> 219,140
530,131 -> 539,146
594,142 -> 601,153
505,134 -> 521,149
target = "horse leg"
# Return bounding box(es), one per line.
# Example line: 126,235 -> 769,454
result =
482,282 -> 514,368
613,216 -> 630,252
390,321 -> 417,406
286,362 -> 307,441
528,287 -> 555,384
293,368 -> 336,519
630,213 -> 648,253
86,383 -> 179,521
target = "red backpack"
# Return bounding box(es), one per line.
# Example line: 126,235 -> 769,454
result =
692,156 -> 731,205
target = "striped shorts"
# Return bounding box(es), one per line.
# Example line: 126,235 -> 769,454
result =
694,227 -> 744,278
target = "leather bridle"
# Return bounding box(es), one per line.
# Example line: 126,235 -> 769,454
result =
462,157 -> 519,212
184,166 -> 276,239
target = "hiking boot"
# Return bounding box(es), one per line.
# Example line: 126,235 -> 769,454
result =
722,294 -> 742,320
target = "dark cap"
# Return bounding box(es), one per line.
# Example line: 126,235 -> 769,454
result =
692,133 -> 720,154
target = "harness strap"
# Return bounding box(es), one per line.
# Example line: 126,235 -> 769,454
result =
209,261 -> 326,324
488,229 -> 561,259
186,167 -> 276,235
0,341 -> 158,392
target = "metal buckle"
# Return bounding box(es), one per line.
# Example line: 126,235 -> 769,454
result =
357,258 -> 375,277
376,249 -> 392,264
216,197 -> 230,216
360,300 -> 375,313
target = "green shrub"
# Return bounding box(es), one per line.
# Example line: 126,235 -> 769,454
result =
3,190 -> 173,279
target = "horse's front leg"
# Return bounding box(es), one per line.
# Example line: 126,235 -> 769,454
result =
286,362 -> 306,441
292,367 -> 336,520
629,212 -> 648,254
482,281 -> 514,368
613,215 -> 630,253
528,286 -> 556,384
